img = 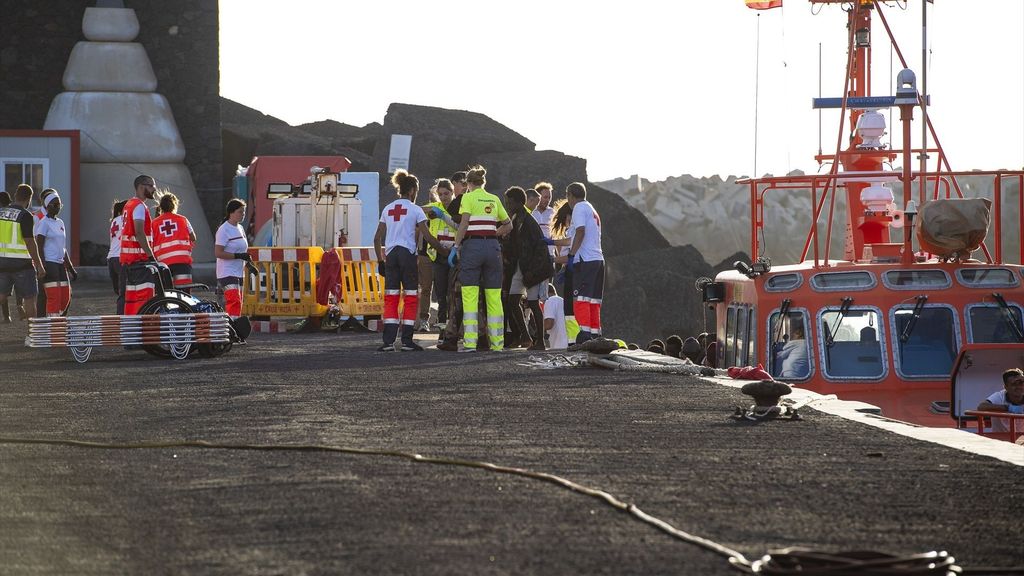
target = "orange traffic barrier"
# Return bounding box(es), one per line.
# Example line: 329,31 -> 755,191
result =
243,247 -> 326,319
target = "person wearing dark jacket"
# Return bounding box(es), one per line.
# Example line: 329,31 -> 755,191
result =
502,187 -> 553,349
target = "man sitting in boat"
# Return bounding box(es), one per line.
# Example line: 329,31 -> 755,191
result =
977,368 -> 1024,433
775,322 -> 810,379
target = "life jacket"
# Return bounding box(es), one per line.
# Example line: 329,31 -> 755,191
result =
120,197 -> 153,265
152,212 -> 193,265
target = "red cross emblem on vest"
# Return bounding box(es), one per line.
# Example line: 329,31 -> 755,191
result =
159,219 -> 178,237
387,203 -> 408,222
110,221 -> 120,239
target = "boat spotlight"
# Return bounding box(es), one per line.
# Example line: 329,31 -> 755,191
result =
855,109 -> 886,149
855,27 -> 870,48
734,260 -> 753,277
860,184 -> 894,213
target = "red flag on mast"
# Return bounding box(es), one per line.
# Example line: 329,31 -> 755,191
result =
746,0 -> 782,9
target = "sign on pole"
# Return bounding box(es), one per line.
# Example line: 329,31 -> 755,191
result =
387,134 -> 412,174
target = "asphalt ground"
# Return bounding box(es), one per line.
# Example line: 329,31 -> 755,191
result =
1,281 -> 1022,575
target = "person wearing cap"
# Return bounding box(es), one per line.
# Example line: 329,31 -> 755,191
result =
151,192 -> 197,292
34,188 -> 77,316
120,175 -> 158,315
0,184 -> 45,322
452,165 -> 512,352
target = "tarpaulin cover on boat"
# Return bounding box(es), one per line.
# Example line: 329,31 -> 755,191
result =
916,198 -> 992,258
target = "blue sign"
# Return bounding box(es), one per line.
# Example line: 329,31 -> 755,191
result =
812,95 -> 929,109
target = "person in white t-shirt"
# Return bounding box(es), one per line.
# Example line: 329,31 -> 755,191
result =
213,199 -> 250,318
373,169 -> 448,352
530,182 -> 555,242
977,367 -> 1024,435
34,189 -> 77,316
107,199 -> 127,302
550,182 -> 604,344
542,285 -> 569,351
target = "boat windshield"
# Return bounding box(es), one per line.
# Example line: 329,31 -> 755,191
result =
820,309 -> 884,380
967,305 -> 1024,343
892,307 -> 958,378
769,310 -> 810,380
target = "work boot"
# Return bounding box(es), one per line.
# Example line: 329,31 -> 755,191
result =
436,339 -> 459,352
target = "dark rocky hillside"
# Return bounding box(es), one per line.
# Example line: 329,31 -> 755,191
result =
221,98 -> 728,340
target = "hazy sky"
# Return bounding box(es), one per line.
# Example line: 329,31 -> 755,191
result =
220,1 -> 1024,183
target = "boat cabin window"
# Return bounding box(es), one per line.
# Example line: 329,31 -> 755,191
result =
892,306 -> 958,378
819,308 -> 885,380
956,268 -> 1018,288
725,304 -> 755,367
765,273 -> 802,292
810,271 -> 876,292
769,310 -> 811,380
967,304 -> 1024,343
882,270 -> 951,290
725,307 -> 736,368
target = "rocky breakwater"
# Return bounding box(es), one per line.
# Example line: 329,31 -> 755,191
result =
601,172 -> 1023,266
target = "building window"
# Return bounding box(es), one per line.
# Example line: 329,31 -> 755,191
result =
3,159 -> 48,206
769,310 -> 811,380
819,308 -> 885,379
891,306 -> 958,378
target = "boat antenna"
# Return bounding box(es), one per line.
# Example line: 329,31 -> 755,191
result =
818,42 -> 822,159
888,34 -> 894,151
919,0 -> 930,182
753,13 -> 762,177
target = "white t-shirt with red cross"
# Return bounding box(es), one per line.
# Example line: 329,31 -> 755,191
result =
570,200 -> 603,263
379,199 -> 426,256
107,214 -> 124,259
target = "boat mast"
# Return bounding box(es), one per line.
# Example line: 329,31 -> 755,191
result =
839,1 -> 885,262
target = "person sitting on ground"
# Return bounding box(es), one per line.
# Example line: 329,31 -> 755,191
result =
776,323 -> 810,379
665,335 -> 683,358
542,284 -> 568,351
681,336 -> 705,364
627,342 -> 640,350
647,339 -> 666,355
977,368 -> 1024,434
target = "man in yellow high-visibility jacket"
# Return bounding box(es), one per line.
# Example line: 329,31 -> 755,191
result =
0,184 -> 45,321
453,166 -> 511,352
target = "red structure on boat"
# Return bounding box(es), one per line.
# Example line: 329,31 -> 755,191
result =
708,0 -> 1024,436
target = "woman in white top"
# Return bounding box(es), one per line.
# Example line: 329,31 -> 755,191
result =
34,188 -> 77,316
107,199 -> 127,306
373,169 -> 447,352
213,199 -> 250,318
